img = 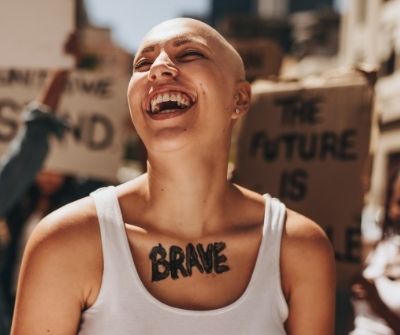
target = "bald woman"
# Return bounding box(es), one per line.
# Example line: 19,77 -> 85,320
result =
12,18 -> 335,335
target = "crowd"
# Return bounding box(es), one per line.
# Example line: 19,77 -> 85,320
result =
0,17 -> 399,335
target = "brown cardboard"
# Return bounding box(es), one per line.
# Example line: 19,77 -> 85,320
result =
0,69 -> 129,180
235,70 -> 374,287
229,38 -> 284,81
0,0 -> 75,69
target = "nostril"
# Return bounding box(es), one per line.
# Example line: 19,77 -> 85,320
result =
148,62 -> 178,81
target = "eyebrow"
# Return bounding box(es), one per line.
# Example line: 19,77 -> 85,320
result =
137,36 -> 207,57
173,37 -> 198,47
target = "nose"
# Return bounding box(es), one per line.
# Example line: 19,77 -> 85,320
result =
148,51 -> 178,81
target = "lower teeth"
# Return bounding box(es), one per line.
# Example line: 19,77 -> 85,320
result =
159,109 -> 176,114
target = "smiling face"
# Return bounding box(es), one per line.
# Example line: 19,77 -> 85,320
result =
127,18 -> 250,154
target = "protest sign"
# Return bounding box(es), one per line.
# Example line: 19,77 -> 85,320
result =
0,69 -> 130,181
0,0 -> 75,68
235,71 -> 374,287
229,38 -> 283,81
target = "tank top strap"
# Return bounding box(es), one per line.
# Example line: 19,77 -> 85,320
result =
249,193 -> 288,319
260,194 -> 286,263
90,186 -> 131,273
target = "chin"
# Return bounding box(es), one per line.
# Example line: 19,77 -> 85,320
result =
145,127 -> 193,153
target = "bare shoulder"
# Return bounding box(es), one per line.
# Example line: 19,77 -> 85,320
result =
18,196 -> 101,301
13,197 -> 102,333
22,196 -> 102,287
27,196 -> 100,254
281,209 -> 336,334
281,208 -> 335,278
283,209 -> 333,251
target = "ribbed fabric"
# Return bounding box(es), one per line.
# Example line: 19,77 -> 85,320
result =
78,186 -> 288,335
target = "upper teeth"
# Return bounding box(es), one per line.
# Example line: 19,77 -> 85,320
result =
150,91 -> 191,113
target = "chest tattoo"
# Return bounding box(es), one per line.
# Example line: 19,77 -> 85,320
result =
149,242 -> 230,281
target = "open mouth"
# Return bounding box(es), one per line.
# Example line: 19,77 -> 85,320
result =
147,91 -> 195,115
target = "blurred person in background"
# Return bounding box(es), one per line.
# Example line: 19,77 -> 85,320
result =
0,39 -> 77,218
0,34 -> 75,333
350,167 -> 400,335
11,18 -> 335,335
0,169 -> 106,327
0,68 -> 69,334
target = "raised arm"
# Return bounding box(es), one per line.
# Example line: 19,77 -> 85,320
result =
11,198 -> 101,335
0,32 -> 79,217
281,210 -> 336,335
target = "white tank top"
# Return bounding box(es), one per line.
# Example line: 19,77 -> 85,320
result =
78,186 -> 288,335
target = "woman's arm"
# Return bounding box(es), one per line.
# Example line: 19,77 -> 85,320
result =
11,198 -> 101,335
0,32 -> 79,218
282,210 -> 336,335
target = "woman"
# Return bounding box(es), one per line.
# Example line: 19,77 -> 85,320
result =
11,18 -> 335,334
351,168 -> 400,334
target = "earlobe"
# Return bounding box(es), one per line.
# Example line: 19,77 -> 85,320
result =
232,81 -> 251,119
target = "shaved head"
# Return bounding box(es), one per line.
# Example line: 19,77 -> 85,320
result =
128,17 -> 252,154
139,18 -> 246,81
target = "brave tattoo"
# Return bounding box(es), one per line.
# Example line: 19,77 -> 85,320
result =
149,242 -> 230,281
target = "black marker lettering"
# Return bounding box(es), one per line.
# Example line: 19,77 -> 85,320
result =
150,242 -> 230,281
169,246 -> 188,280
186,243 -> 204,275
196,243 -> 214,273
213,242 -> 230,274
149,243 -> 170,282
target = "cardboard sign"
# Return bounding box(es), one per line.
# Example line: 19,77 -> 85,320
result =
229,38 -> 283,81
0,0 -> 75,68
235,71 -> 374,287
0,69 -> 130,180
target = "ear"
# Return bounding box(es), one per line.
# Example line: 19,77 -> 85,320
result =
232,80 -> 251,119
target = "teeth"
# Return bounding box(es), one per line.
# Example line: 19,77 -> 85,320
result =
149,91 -> 192,113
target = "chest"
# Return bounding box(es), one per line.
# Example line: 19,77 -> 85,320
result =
126,229 -> 263,310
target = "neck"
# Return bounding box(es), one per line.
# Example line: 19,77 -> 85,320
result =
143,146 -> 233,238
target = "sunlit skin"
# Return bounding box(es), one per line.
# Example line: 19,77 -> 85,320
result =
11,18 -> 335,335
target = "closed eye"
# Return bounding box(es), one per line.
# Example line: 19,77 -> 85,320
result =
177,50 -> 205,61
134,59 -> 152,72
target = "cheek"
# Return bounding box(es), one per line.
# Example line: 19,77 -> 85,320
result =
201,75 -> 235,109
127,76 -> 146,123
127,77 -> 138,108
